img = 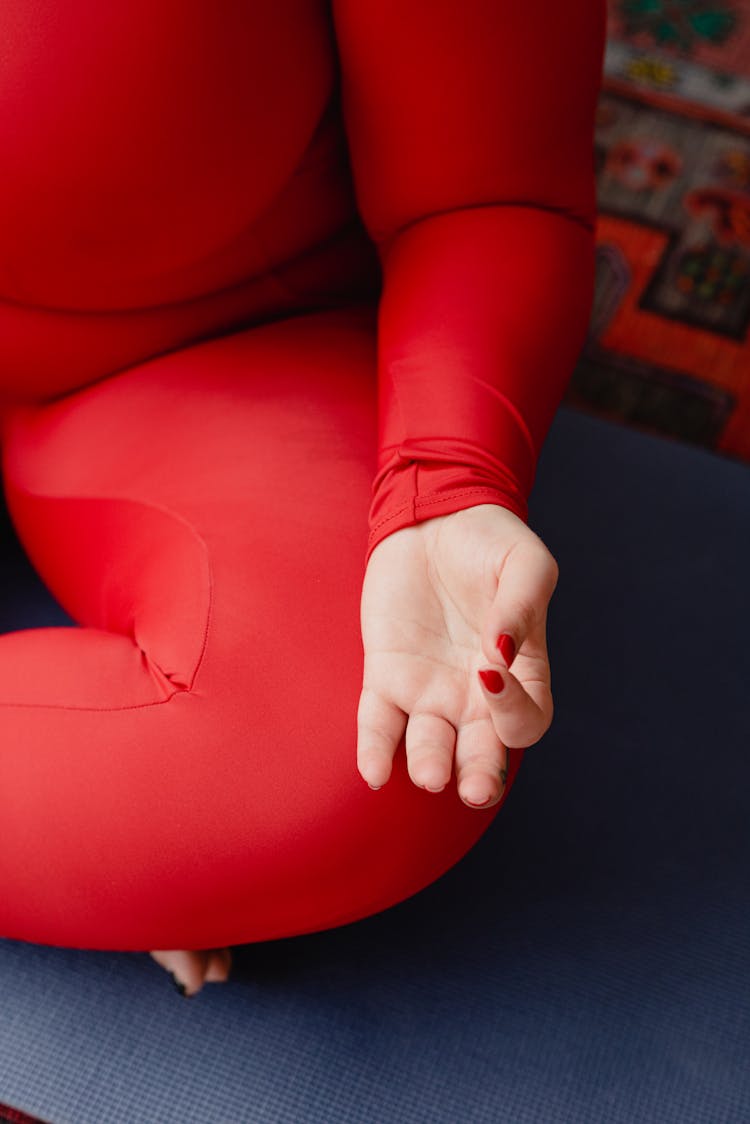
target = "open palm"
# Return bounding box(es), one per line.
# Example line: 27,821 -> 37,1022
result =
358,503 -> 559,808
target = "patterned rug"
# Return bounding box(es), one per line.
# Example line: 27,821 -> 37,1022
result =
565,0 -> 750,463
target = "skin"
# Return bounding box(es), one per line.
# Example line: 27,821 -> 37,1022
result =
150,948 -> 232,996
150,503 -> 558,994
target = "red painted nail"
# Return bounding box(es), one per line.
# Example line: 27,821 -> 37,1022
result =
478,669 -> 504,694
496,634 -> 516,667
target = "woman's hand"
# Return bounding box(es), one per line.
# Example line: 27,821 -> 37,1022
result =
358,504 -> 559,808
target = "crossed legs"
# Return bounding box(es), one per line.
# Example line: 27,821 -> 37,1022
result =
0,304 -> 517,955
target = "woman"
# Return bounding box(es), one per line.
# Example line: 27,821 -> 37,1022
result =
0,0 -> 606,996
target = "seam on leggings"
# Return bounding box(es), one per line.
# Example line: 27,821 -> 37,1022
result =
0,486 -> 214,712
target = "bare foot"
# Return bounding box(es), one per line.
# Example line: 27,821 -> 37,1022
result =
149,947 -> 232,997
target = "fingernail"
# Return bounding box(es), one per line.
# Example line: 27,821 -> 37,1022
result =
463,792 -> 492,807
170,972 -> 191,998
368,783 -> 382,791
478,668 -> 504,694
496,634 -> 516,667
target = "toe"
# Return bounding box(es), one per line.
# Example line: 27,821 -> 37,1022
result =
150,949 -> 211,996
204,948 -> 232,983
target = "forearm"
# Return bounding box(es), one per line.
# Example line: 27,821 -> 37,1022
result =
366,201 -> 596,563
331,0 -> 607,566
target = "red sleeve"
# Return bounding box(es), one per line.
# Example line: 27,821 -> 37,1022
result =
330,0 -> 607,566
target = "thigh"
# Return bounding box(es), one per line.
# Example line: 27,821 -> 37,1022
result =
0,304 -> 522,950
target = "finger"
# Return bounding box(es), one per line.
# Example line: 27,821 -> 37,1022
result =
404,710 -> 457,792
357,685 -> 407,789
454,715 -> 507,809
476,664 -> 553,749
481,539 -> 559,670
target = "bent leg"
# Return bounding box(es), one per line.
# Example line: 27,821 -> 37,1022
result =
0,304 -> 523,951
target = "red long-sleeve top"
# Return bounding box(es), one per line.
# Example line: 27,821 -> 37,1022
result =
0,1 -> 606,565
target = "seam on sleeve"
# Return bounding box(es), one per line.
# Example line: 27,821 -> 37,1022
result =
380,199 -> 595,257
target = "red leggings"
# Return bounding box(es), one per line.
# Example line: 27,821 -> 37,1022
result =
0,303 -> 521,952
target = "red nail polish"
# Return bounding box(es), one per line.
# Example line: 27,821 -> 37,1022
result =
478,669 -> 504,694
496,634 -> 516,667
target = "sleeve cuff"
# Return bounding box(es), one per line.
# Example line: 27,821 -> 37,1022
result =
365,447 -> 529,566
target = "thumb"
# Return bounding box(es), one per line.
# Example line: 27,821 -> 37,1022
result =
476,662 -> 551,749
481,538 -> 559,670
